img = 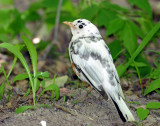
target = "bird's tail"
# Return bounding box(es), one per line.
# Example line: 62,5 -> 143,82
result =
109,94 -> 135,122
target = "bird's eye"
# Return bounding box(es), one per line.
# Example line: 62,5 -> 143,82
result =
79,25 -> 83,29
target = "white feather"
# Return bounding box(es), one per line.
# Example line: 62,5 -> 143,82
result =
68,19 -> 135,122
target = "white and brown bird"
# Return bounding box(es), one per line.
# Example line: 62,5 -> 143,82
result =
63,19 -> 135,122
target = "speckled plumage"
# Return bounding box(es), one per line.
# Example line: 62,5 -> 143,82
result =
65,19 -> 135,122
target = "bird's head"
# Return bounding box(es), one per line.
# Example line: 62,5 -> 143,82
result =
63,19 -> 101,39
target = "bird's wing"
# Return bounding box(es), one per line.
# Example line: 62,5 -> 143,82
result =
69,37 -> 124,99
102,42 -> 125,99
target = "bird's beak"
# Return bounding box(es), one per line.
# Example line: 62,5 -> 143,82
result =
63,21 -> 76,29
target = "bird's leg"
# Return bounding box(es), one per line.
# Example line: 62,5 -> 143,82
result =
86,86 -> 93,96
81,82 -> 93,96
80,83 -> 93,102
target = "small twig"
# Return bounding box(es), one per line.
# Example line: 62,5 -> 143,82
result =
41,0 -> 63,60
54,103 -> 76,116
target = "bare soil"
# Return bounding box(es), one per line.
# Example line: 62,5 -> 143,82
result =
0,88 -> 160,126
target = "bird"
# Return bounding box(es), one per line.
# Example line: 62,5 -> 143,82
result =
63,19 -> 135,122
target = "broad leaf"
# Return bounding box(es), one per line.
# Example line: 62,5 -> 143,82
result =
15,105 -> 33,114
108,40 -> 123,60
0,0 -> 13,5
36,71 -> 50,78
13,73 -> 29,83
128,0 -> 152,16
135,55 -> 152,77
150,68 -> 160,79
80,5 -> 99,20
137,108 -> 149,121
117,64 -> 126,76
101,1 -> 129,12
40,0 -> 58,8
9,10 -> 26,35
107,18 -> 125,36
25,11 -> 41,21
144,79 -> 160,95
97,9 -> 117,27
146,102 -> 160,109
42,84 -> 59,100
129,21 -> 144,38
118,22 -> 160,77
121,21 -> 137,54
0,33 -> 9,42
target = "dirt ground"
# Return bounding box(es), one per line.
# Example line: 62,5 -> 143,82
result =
0,88 -> 160,126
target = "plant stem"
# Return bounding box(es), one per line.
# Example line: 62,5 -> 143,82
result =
134,61 -> 143,94
41,0 -> 63,59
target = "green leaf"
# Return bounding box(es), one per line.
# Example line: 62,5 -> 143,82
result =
117,64 -> 125,76
146,102 -> 160,109
21,36 -> 38,100
97,9 -> 117,27
129,0 -> 152,16
9,10 -> 25,35
1,64 -> 11,89
0,9 -> 11,26
101,1 -> 129,12
135,55 -> 152,77
108,40 -> 124,60
0,33 -> 9,42
24,11 -> 41,21
24,88 -> 31,96
80,5 -> 99,20
121,21 -> 137,54
36,71 -> 50,78
37,77 -> 60,103
107,18 -> 125,36
15,105 -> 34,114
13,73 -> 29,83
137,18 -> 154,35
41,81 -> 45,88
137,108 -> 149,121
0,43 -> 34,103
21,36 -> 37,78
129,21 -> 144,38
118,22 -> 160,77
29,0 -> 58,10
13,71 -> 50,83
149,50 -> 160,55
154,57 -> 160,68
36,79 -> 41,92
37,104 -> 50,108
0,83 -> 5,100
150,68 -> 160,79
130,61 -> 147,67
40,0 -> 58,8
62,0 -> 76,15
44,84 -> 59,100
144,79 -> 160,95
0,0 -> 13,5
